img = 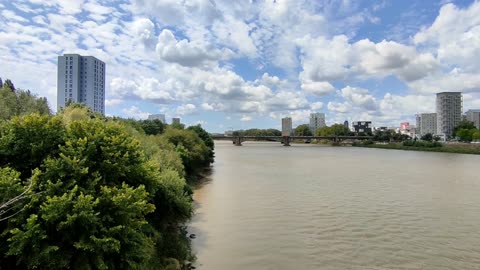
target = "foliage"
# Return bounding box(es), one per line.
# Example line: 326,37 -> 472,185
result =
160,127 -> 212,177
187,125 -> 215,163
141,119 -> 165,135
420,133 -> 433,142
402,140 -> 442,148
0,107 -> 203,269
0,80 -> 50,120
294,124 -> 312,136
316,124 -> 350,136
454,120 -> 476,134
233,128 -> 282,137
453,120 -> 479,142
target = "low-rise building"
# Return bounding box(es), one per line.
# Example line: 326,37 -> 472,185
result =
353,121 -> 372,134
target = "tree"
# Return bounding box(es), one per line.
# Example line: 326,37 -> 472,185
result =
454,120 -> 476,135
421,133 -> 433,142
0,80 -> 50,120
294,124 -> 312,136
316,124 -> 349,136
0,77 -> 3,88
141,119 -> 165,135
472,130 -> 480,141
456,128 -> 475,142
188,124 -> 215,164
0,108 -> 196,269
3,79 -> 15,91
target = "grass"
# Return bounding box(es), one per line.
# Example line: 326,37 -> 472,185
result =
353,142 -> 480,155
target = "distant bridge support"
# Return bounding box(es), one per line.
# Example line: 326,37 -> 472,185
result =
234,136 -> 243,146
282,136 -> 291,146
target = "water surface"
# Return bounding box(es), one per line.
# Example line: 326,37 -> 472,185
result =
189,142 -> 480,269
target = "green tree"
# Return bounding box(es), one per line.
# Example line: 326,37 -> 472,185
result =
141,119 -> 165,135
0,108 -> 196,269
187,125 -> 215,163
456,128 -> 474,142
294,124 -> 312,136
3,79 -> 15,91
316,124 -> 349,136
472,130 -> 480,141
421,133 -> 433,142
0,81 -> 50,120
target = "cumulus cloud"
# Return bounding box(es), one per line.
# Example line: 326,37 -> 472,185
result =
301,81 -> 335,96
122,105 -> 149,120
156,29 -> 230,67
176,103 -> 196,115
240,115 -> 252,122
131,18 -> 156,48
298,35 -> 439,85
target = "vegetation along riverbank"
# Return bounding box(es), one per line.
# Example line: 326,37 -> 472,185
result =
352,140 -> 480,155
0,80 -> 213,269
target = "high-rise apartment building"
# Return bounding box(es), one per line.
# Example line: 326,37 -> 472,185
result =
436,92 -> 462,138
416,113 -> 437,136
309,113 -> 326,134
465,109 -> 480,129
282,117 -> 292,136
57,54 -> 105,114
148,114 -> 166,123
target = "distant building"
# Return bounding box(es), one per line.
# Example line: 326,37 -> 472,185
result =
353,121 -> 372,134
57,54 -> 105,114
172,117 -> 181,125
416,113 -> 437,136
282,117 -> 292,136
400,122 -> 410,131
375,126 -> 389,132
343,120 -> 349,129
436,92 -> 462,138
148,114 -> 166,123
465,109 -> 480,129
309,113 -> 326,134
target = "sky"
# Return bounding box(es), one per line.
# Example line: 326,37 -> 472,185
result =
1,0 -> 480,132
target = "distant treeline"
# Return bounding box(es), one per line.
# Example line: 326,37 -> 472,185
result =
0,79 -> 214,269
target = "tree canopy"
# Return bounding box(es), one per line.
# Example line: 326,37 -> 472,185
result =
294,124 -> 312,136
0,80 -> 50,120
316,124 -> 350,136
0,105 -> 214,269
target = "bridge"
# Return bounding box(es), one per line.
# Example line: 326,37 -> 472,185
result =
211,135 -> 373,146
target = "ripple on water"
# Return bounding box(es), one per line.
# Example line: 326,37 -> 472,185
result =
189,142 -> 480,270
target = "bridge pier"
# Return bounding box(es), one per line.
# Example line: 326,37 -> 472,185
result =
282,136 -> 291,146
234,136 -> 242,146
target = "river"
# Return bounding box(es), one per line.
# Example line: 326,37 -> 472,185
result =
188,141 -> 480,270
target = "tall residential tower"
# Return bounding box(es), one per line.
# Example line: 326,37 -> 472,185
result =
57,54 -> 105,114
309,113 -> 326,134
436,92 -> 462,138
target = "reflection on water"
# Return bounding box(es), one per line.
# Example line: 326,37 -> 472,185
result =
189,141 -> 480,270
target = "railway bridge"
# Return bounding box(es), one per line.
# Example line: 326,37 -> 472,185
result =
211,135 -> 373,146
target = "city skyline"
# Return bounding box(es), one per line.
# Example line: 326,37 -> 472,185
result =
1,1 -> 480,132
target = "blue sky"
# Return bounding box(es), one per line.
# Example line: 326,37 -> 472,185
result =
1,0 -> 480,132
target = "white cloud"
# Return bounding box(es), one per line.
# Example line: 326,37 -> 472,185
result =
310,102 -> 324,110
176,103 -> 196,115
298,35 -> 438,83
105,99 -> 123,107
122,105 -> 149,120
340,86 -> 377,111
156,29 -> 230,67
301,81 -> 335,96
240,115 -> 252,122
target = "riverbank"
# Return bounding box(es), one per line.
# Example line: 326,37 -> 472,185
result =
353,142 -> 480,155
